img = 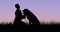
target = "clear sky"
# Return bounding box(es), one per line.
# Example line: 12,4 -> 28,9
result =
0,0 -> 60,23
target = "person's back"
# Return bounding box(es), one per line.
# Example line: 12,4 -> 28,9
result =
23,9 -> 40,26
23,9 -> 40,32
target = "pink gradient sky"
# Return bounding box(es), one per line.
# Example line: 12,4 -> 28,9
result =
0,0 -> 60,23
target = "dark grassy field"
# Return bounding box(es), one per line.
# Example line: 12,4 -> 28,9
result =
0,22 -> 60,32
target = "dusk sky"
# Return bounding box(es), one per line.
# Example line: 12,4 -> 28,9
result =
0,0 -> 60,23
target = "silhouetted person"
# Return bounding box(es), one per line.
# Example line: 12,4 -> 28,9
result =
14,4 -> 23,24
23,9 -> 40,26
13,4 -> 28,32
23,9 -> 40,32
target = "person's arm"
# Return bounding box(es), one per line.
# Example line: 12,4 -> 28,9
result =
22,14 -> 26,19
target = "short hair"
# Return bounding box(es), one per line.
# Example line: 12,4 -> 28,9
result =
15,4 -> 20,9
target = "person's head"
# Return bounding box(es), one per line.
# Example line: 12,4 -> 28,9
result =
23,9 -> 29,15
15,4 -> 20,9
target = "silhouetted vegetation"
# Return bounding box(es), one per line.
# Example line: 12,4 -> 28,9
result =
0,4 -> 60,32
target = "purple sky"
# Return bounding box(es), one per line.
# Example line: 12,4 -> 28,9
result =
0,0 -> 60,23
